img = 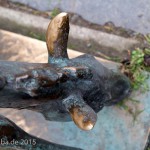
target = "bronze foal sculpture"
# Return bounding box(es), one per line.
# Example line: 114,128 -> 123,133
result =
0,13 -> 131,150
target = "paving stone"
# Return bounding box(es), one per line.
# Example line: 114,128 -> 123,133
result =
10,0 -> 150,34
0,6 -> 139,53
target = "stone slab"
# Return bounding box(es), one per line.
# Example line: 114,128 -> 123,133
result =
0,29 -> 118,69
0,30 -> 149,150
0,6 -> 139,52
10,0 -> 150,34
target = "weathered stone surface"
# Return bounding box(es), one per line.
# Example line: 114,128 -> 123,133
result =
0,30 -> 149,150
0,29 -> 118,68
10,0 -> 150,34
0,7 -> 139,52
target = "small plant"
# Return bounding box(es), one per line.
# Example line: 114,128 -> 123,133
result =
121,48 -> 150,91
117,98 -> 144,122
118,36 -> 150,120
130,48 -> 149,90
145,34 -> 150,44
29,32 -> 46,41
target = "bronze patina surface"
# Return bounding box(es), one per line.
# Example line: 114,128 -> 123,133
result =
0,12 -> 131,149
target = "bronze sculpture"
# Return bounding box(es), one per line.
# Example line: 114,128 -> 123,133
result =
0,12 -> 131,149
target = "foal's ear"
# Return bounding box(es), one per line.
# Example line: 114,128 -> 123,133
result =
63,93 -> 97,130
46,12 -> 69,60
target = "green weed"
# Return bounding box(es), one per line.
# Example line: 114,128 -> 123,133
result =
122,48 -> 150,91
117,36 -> 150,120
29,32 -> 46,41
51,8 -> 61,18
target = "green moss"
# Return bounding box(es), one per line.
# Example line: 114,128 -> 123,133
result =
29,32 -> 46,41
51,8 -> 61,18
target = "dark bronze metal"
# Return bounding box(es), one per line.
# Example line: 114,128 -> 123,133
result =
0,12 -> 131,149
